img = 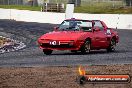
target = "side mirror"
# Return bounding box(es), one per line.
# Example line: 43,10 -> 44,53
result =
93,27 -> 100,32
54,26 -> 59,31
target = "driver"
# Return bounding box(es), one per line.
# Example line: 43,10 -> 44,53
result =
69,22 -> 79,30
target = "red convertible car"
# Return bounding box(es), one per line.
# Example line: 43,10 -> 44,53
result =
38,18 -> 119,55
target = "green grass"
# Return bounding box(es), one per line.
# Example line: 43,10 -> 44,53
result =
0,3 -> 132,14
75,2 -> 132,14
0,5 -> 41,11
75,5 -> 132,14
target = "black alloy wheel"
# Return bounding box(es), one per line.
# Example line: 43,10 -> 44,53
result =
81,40 -> 91,54
107,38 -> 116,52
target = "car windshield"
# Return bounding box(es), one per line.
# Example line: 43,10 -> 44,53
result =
58,20 -> 93,31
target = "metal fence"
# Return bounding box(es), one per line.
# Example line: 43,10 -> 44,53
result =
0,0 -> 38,6
0,0 -> 23,5
42,3 -> 64,12
46,0 -> 131,7
0,0 -> 131,7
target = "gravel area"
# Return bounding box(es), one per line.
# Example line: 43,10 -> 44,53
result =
0,65 -> 131,88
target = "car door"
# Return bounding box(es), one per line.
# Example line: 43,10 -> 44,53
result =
92,21 -> 108,48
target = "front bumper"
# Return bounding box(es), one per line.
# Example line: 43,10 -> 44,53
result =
38,39 -> 84,50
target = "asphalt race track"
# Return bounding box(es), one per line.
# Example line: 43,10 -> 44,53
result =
0,20 -> 132,67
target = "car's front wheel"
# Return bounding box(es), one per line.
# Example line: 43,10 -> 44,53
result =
81,40 -> 91,54
43,49 -> 53,55
107,38 -> 116,52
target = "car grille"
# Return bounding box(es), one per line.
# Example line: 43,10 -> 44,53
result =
41,43 -> 74,48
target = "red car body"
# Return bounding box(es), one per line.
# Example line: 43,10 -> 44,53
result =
38,18 -> 119,55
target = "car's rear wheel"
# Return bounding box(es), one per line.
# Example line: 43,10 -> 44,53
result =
107,38 -> 116,52
81,40 -> 91,54
43,49 -> 53,55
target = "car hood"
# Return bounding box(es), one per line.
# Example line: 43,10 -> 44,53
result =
40,31 -> 87,40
